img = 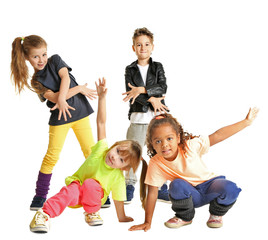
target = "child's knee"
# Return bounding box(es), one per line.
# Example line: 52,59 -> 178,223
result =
218,180 -> 241,204
169,179 -> 192,199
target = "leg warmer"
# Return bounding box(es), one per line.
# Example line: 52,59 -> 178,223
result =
170,195 -> 195,221
209,199 -> 236,216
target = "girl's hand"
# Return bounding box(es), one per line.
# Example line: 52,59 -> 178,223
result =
119,216 -> 134,223
122,83 -> 146,104
95,78 -> 107,98
79,83 -> 97,100
148,96 -> 169,115
51,98 -> 75,121
245,107 -> 259,126
129,223 -> 151,232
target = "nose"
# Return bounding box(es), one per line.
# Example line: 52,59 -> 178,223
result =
161,141 -> 168,148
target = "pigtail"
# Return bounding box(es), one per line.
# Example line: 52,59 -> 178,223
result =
10,37 -> 30,94
139,158 -> 148,209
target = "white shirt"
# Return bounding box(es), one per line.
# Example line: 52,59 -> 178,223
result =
130,64 -> 155,124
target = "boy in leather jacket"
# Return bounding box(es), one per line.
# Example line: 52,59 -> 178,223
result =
122,27 -> 170,203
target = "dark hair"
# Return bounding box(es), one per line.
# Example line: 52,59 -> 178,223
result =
132,27 -> 154,44
139,113 -> 198,209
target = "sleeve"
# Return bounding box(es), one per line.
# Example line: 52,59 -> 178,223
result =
51,54 -> 72,73
144,159 -> 167,188
188,136 -> 210,156
125,66 -> 150,106
145,62 -> 167,97
111,173 -> 126,201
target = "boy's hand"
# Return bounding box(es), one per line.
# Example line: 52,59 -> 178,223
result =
95,78 -> 107,98
122,83 -> 146,104
119,216 -> 134,222
148,96 -> 169,115
129,223 -> 151,232
245,107 -> 259,126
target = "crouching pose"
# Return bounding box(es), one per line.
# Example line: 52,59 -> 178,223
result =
129,107 -> 259,231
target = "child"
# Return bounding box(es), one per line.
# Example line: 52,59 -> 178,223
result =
10,35 -> 97,210
129,108 -> 259,231
30,78 -> 142,233
122,27 -> 169,204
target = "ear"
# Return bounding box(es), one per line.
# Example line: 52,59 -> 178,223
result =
132,45 -> 136,52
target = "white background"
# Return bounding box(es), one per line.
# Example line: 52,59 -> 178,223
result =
1,0 -> 267,239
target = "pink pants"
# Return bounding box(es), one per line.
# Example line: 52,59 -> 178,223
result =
43,179 -> 104,218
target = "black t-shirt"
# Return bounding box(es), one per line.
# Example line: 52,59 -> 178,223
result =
35,54 -> 94,126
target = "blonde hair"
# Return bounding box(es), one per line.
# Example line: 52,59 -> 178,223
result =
104,140 -> 142,172
10,35 -> 48,94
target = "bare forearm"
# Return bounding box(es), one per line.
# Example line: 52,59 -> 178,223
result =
144,186 -> 158,225
44,86 -> 81,103
58,76 -> 70,100
209,119 -> 250,146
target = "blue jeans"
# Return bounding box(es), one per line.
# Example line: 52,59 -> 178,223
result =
169,176 -> 241,208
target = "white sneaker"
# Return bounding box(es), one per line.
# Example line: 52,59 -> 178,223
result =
30,209 -> 50,233
84,211 -> 103,226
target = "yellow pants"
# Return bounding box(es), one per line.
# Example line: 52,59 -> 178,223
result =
40,116 -> 95,174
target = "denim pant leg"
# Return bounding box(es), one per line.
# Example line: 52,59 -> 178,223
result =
169,179 -> 203,207
196,176 -> 242,206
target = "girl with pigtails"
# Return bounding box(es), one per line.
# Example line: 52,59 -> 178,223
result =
11,35 -> 97,210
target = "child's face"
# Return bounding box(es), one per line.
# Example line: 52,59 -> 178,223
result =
105,145 -> 130,169
27,46 -> 48,72
151,124 -> 180,161
132,35 -> 154,62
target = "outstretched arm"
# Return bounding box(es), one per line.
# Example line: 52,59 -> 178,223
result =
209,107 -> 259,147
96,78 -> 107,141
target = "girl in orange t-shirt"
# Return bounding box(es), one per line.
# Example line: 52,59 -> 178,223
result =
129,108 -> 259,231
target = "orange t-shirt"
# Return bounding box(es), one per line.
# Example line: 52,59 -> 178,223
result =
145,136 -> 218,187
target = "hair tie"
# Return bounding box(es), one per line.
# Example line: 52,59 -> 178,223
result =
155,114 -> 166,120
21,37 -> 25,44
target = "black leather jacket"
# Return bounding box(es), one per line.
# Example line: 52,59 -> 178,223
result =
125,58 -> 167,119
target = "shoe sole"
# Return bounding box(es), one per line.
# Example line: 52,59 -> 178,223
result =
157,199 -> 171,204
30,207 -> 42,211
207,222 -> 223,228
164,221 -> 192,229
30,226 -> 48,233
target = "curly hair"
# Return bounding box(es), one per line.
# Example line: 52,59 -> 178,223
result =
146,114 -> 198,158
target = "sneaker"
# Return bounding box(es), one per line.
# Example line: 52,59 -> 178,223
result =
207,215 -> 223,228
84,212 -> 103,226
30,209 -> 50,233
164,216 -> 192,228
30,196 -> 46,211
124,185 -> 135,204
101,196 -> 111,208
157,184 -> 171,203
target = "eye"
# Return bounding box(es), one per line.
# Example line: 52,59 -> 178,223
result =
167,137 -> 173,141
155,140 -> 161,144
43,53 -> 47,57
120,158 -> 124,163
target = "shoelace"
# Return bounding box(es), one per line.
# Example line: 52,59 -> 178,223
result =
84,212 -> 100,220
209,215 -> 222,221
35,212 -> 47,224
